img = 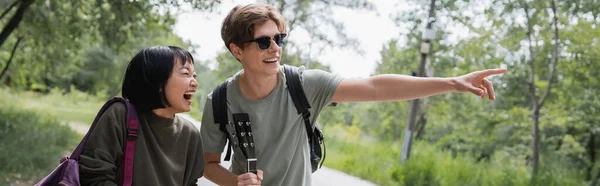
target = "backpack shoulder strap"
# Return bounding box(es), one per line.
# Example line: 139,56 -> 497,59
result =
212,79 -> 233,161
71,97 -> 122,159
283,65 -> 326,170
69,97 -> 138,186
283,65 -> 312,115
120,98 -> 138,186
283,65 -> 316,141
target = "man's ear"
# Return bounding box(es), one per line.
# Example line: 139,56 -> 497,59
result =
230,43 -> 243,61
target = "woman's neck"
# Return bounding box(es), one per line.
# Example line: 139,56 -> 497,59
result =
152,108 -> 175,118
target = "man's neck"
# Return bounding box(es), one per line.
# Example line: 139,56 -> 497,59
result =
239,70 -> 278,101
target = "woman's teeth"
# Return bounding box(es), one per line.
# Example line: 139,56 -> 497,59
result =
184,93 -> 193,100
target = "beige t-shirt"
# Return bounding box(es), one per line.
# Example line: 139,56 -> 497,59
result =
201,65 -> 343,186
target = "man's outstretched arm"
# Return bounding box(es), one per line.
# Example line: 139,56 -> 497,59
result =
331,68 -> 507,103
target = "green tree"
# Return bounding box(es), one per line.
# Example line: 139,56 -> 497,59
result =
0,0 -> 219,90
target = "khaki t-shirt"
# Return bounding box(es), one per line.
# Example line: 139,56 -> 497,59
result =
200,65 -> 343,186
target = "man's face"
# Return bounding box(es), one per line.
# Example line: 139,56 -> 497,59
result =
236,19 -> 285,76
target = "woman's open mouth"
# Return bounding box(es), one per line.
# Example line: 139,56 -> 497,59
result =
184,92 -> 193,101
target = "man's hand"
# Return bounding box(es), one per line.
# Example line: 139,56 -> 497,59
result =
237,170 -> 263,186
452,68 -> 507,100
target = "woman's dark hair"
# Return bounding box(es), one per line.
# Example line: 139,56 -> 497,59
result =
122,46 -> 194,111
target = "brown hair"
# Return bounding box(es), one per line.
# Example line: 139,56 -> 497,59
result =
221,4 -> 286,52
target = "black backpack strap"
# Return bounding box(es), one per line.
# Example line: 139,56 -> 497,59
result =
283,65 -> 312,114
212,79 -> 233,161
283,65 -> 326,170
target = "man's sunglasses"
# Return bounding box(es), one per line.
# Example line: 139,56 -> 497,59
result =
245,33 -> 287,50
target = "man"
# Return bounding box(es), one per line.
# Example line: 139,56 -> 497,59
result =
200,3 -> 507,186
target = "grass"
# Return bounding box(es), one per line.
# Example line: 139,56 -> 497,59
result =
322,124 -> 587,186
2,87 -> 588,186
5,87 -> 206,125
0,87 -> 202,185
0,88 -> 81,184
6,87 -> 104,125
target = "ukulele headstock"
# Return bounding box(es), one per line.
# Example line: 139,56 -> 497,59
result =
232,113 -> 257,174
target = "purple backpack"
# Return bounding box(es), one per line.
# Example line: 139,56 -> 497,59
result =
35,97 -> 139,186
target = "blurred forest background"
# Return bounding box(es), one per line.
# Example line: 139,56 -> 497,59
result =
0,0 -> 598,185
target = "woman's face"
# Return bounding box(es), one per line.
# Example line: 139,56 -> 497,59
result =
163,59 -> 198,113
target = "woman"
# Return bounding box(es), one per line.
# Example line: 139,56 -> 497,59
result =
78,46 -> 204,186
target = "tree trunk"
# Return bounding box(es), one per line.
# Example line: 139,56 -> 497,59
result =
0,0 -> 34,49
591,161 -> 600,186
0,0 -> 19,20
0,37 -> 22,80
524,0 -> 561,180
414,112 -> 427,140
588,129 -> 596,180
531,108 -> 541,177
415,98 -> 430,140
538,0 -> 560,108
523,1 -> 540,178
400,0 -> 436,164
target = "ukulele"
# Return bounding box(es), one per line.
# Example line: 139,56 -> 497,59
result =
232,113 -> 257,174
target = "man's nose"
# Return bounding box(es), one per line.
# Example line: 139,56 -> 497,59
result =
267,39 -> 280,52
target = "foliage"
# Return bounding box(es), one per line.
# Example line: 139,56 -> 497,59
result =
323,125 -> 586,186
0,88 -> 80,183
316,0 -> 600,183
1,0 -> 599,185
0,0 -> 219,92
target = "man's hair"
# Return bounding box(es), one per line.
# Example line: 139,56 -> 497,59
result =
121,46 -> 194,111
221,4 -> 286,52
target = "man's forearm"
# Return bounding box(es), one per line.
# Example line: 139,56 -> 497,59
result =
370,74 -> 456,101
204,163 -> 238,186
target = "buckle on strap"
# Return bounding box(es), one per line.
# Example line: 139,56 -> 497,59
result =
302,112 -> 311,119
302,112 -> 312,125
127,128 -> 138,140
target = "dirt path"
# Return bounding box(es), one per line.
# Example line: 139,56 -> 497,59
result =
62,121 -> 90,134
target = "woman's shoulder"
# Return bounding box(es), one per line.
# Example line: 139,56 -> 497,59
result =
101,101 -> 128,118
105,101 -> 127,113
93,101 -> 128,128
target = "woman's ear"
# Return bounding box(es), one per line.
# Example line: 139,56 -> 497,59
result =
230,43 -> 243,61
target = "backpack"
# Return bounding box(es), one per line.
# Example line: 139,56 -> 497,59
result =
212,65 -> 326,173
35,97 -> 139,186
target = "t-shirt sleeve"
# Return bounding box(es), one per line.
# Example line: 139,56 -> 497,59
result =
299,67 -> 344,113
79,103 -> 127,186
200,93 -> 227,153
179,118 -> 205,184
